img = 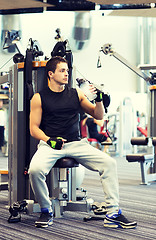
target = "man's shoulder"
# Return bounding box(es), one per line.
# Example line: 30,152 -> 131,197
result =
39,86 -> 49,94
66,86 -> 75,91
31,93 -> 41,107
38,87 -> 50,99
65,86 -> 78,95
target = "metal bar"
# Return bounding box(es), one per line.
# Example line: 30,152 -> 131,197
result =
101,43 -> 150,82
138,64 -> 156,70
0,74 -> 9,85
112,52 -> 150,81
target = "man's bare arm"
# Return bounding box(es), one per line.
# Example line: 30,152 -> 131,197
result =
30,93 -> 49,142
77,88 -> 104,120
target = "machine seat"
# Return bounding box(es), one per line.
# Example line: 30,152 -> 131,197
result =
53,157 -> 79,168
126,153 -> 153,162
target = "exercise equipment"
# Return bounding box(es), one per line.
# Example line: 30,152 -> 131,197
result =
99,43 -> 151,82
0,59 -> 106,223
1,15 -> 22,54
101,43 -> 156,183
137,126 -> 148,137
51,28 -> 73,87
119,97 -> 135,156
50,157 -> 91,218
8,200 -> 29,223
0,170 -> 8,190
80,119 -> 112,154
126,137 -> 156,185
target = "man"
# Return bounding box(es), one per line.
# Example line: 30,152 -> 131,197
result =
82,115 -> 112,153
29,56 -> 137,229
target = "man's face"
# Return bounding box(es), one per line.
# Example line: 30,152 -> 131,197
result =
50,62 -> 69,85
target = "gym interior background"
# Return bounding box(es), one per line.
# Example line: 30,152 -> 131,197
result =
0,1 -> 156,239
0,10 -> 154,155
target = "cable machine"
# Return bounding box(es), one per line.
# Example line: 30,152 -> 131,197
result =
100,43 -> 156,183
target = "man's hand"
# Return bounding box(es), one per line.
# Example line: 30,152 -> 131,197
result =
88,84 -> 103,102
47,137 -> 67,150
95,90 -> 103,102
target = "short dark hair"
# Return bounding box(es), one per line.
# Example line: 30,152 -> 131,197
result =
46,56 -> 67,80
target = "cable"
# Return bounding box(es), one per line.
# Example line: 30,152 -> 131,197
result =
0,56 -> 13,70
75,68 -> 87,80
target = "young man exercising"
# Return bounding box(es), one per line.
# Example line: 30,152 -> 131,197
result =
29,56 -> 137,229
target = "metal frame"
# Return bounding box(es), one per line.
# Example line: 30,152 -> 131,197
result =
0,62 -> 94,219
102,44 -> 156,183
48,167 -> 91,218
7,62 -> 47,205
140,159 -> 156,185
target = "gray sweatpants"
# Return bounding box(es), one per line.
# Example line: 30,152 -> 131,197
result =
28,138 -> 119,213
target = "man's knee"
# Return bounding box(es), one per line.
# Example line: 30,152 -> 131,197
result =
104,156 -> 117,170
28,164 -> 42,179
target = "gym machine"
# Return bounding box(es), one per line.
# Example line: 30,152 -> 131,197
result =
0,36 -> 106,223
100,43 -> 156,185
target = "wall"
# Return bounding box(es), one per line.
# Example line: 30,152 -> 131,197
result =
0,11 -> 151,114
74,13 -> 138,91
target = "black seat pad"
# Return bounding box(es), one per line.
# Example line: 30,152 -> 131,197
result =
126,154 -> 153,162
53,157 -> 79,168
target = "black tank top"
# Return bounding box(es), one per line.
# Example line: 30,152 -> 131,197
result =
39,86 -> 81,142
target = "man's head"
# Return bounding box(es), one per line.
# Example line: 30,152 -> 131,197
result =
46,56 -> 68,80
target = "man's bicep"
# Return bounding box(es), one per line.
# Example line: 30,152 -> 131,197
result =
80,97 -> 95,116
30,94 -> 42,127
76,88 -> 95,115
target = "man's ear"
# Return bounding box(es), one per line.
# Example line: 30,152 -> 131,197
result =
48,71 -> 53,79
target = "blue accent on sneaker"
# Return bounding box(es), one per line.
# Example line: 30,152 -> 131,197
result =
106,209 -> 122,219
41,208 -> 49,213
35,212 -> 53,228
118,209 -> 122,215
104,209 -> 137,229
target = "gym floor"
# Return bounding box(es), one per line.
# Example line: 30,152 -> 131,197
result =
0,151 -> 156,240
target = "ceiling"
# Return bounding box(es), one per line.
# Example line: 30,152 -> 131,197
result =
88,0 -> 156,17
0,0 -> 53,10
0,0 -> 53,14
0,0 -> 95,14
0,0 -> 156,14
87,0 -> 156,4
109,7 -> 156,17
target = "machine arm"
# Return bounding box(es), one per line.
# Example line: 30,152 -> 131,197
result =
0,74 -> 9,85
101,44 -> 151,83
